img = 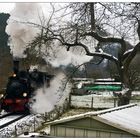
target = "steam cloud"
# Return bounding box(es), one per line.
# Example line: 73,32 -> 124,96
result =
39,41 -> 93,68
6,3 -> 93,66
6,3 -> 41,58
30,72 -> 72,114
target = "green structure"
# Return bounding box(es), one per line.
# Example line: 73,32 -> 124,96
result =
84,85 -> 122,91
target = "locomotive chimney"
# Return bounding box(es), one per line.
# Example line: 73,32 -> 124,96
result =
13,58 -> 19,74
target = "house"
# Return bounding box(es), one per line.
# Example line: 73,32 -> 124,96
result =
46,103 -> 140,138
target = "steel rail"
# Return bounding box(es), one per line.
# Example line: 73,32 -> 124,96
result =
0,115 -> 27,130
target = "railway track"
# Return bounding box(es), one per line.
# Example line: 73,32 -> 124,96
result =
0,114 -> 27,129
0,112 -> 15,119
0,114 -> 43,137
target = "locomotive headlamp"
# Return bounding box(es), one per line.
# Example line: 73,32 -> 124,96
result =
0,94 -> 4,98
23,92 -> 27,97
13,74 -> 16,77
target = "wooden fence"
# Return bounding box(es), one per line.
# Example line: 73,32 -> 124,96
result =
70,94 -> 140,109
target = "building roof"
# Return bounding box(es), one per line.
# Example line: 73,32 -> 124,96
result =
72,78 -> 115,82
47,103 -> 140,136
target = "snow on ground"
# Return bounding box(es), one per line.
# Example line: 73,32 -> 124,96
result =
71,93 -> 116,108
18,132 -> 40,138
0,114 -> 44,138
38,125 -> 50,135
0,115 -> 22,126
71,91 -> 140,109
132,91 -> 140,95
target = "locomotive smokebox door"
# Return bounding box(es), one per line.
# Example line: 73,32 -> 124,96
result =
13,59 -> 19,74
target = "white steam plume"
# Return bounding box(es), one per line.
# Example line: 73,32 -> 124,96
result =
6,3 -> 42,58
30,72 -> 72,114
6,3 -> 94,66
37,40 -> 94,68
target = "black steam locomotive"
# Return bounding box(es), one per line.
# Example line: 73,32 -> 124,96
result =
0,60 -> 53,113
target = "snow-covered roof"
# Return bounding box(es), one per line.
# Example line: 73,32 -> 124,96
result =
93,82 -> 122,85
98,105 -> 140,136
72,78 -> 116,82
72,78 -> 94,81
95,78 -> 115,82
47,103 -> 140,136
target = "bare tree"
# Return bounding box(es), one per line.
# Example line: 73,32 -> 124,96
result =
28,2 -> 140,105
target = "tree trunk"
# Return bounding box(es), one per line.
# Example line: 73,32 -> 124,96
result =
90,3 -> 96,31
117,65 -> 132,106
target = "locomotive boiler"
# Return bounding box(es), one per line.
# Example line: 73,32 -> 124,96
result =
0,60 -> 53,113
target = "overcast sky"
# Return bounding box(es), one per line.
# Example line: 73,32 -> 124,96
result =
0,1 -> 87,13
0,0 -> 137,14
0,3 -> 15,13
0,2 -> 65,13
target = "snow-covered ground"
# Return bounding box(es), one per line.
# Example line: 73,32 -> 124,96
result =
0,115 -> 22,127
131,91 -> 140,96
18,132 -> 40,137
71,91 -> 140,108
71,94 -> 116,108
0,114 -> 44,138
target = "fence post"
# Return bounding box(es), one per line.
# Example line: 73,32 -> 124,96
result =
69,93 -> 71,108
34,117 -> 35,132
45,112 -> 48,122
15,125 -> 17,137
91,97 -> 93,108
114,97 -> 117,107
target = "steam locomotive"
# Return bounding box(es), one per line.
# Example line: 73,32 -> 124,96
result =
0,60 -> 53,113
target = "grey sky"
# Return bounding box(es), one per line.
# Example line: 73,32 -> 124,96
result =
0,3 -> 15,13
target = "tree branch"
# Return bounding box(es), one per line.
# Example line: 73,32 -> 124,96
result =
82,31 -> 124,43
123,42 -> 140,71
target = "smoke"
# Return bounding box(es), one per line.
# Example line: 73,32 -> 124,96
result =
30,72 -> 72,114
6,3 -> 93,65
6,3 -> 92,67
39,40 -> 93,68
6,3 -> 42,58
